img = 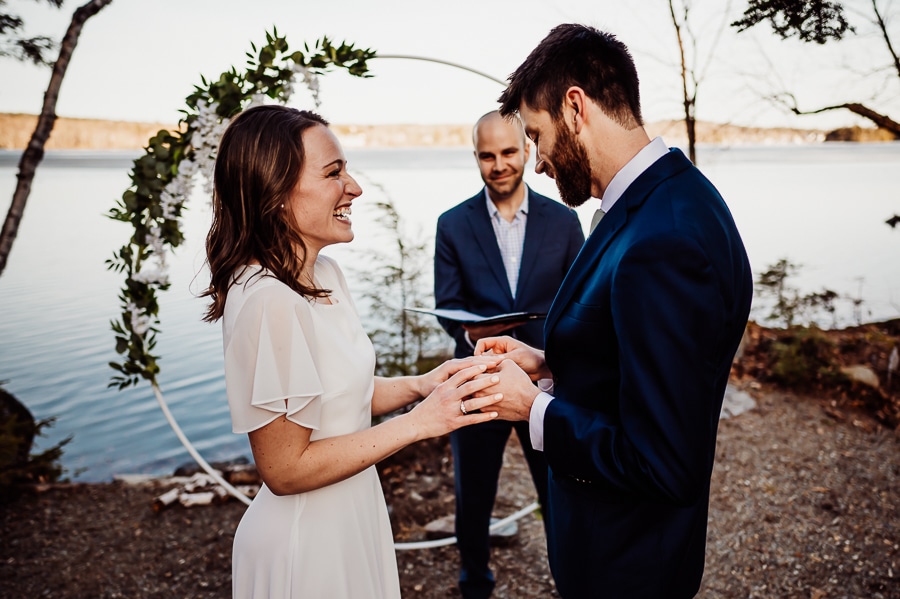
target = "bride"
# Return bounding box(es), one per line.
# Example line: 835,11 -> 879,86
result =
202,104 -> 503,598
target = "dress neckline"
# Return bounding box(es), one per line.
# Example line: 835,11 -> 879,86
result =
239,263 -> 341,306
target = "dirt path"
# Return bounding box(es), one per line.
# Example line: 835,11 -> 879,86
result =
1,387 -> 897,598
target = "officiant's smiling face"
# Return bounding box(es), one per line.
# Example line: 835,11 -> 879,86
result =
287,124 -> 362,254
473,112 -> 530,202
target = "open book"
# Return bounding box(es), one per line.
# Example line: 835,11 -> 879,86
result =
405,307 -> 546,327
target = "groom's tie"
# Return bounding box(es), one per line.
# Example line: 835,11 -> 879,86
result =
589,208 -> 606,234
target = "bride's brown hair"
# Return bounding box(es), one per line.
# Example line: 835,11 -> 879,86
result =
202,105 -> 331,322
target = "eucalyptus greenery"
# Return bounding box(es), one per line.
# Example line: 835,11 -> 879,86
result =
106,30 -> 375,389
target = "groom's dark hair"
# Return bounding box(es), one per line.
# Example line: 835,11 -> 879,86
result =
498,23 -> 643,129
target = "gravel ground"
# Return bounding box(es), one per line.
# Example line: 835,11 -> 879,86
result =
1,383 -> 897,598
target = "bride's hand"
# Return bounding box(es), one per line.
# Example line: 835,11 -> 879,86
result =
408,363 -> 502,440
416,355 -> 502,398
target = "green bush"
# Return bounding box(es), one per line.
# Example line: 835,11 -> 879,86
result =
0,387 -> 70,502
768,327 -> 841,389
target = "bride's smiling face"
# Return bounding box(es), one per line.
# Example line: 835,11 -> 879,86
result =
286,124 -> 363,254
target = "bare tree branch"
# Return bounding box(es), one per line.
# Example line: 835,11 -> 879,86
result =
0,0 -> 114,276
739,2 -> 898,138
775,92 -> 900,136
871,0 -> 900,79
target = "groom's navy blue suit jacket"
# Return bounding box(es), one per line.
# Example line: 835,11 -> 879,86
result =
541,148 -> 752,598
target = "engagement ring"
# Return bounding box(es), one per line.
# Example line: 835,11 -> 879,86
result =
460,400 -> 468,415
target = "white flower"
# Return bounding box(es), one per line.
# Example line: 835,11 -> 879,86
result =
146,224 -> 165,256
291,62 -> 322,108
159,188 -> 181,220
178,158 -> 198,178
247,93 -> 268,108
126,301 -> 152,337
282,79 -> 295,101
167,103 -> 230,204
132,267 -> 170,287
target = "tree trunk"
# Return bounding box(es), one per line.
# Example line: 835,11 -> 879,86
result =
685,110 -> 697,163
669,0 -> 698,164
0,0 -> 114,276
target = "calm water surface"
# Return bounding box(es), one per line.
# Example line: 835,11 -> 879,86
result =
0,143 -> 897,481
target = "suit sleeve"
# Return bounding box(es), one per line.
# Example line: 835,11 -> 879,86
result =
543,232 -> 725,506
433,216 -> 469,353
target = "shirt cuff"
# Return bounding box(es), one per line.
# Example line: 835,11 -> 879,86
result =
537,378 -> 554,394
529,391 -> 553,451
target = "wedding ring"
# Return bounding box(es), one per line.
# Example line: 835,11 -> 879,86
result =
460,400 -> 468,415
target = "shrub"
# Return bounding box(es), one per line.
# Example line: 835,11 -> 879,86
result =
754,258 -> 846,328
0,387 -> 70,502
768,327 -> 841,389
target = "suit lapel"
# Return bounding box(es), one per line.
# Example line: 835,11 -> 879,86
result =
544,149 -> 693,337
543,201 -> 625,336
515,189 -> 549,302
467,191 -> 514,303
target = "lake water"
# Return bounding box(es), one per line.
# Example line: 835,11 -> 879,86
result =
1,143 -> 898,482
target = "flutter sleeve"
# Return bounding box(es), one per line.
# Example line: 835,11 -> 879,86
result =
224,284 -> 324,434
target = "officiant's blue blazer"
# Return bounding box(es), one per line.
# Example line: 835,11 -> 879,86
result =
434,187 -> 583,357
541,148 -> 752,598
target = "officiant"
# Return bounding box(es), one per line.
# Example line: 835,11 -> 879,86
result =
433,110 -> 584,599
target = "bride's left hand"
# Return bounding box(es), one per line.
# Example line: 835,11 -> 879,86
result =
417,355 -> 502,398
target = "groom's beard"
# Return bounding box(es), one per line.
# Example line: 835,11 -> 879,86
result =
551,120 -> 593,208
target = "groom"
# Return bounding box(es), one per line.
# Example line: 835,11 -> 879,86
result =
475,24 -> 753,598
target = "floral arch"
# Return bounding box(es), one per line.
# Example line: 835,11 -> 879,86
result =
107,31 -> 375,390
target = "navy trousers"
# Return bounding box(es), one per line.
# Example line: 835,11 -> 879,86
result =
450,418 -> 549,599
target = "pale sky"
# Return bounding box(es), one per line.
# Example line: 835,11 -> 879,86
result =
2,0 -> 897,131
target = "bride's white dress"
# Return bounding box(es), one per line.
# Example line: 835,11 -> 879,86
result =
222,256 -> 400,598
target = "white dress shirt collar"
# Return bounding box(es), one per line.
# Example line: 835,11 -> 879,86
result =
600,136 -> 668,214
485,185 -> 530,217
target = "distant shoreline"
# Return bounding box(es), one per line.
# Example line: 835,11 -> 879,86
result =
1,112 -> 893,150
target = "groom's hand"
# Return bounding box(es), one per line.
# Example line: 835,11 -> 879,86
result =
472,359 -> 540,422
475,336 -> 551,381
